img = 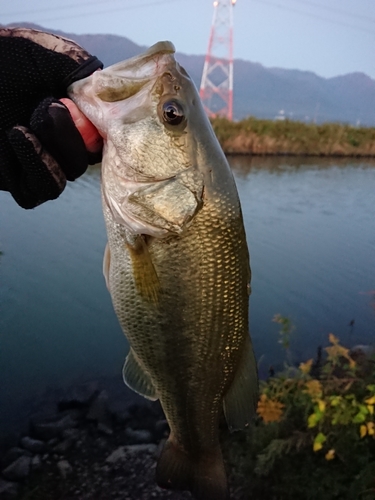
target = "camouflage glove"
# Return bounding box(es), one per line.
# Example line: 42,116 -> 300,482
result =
0,28 -> 103,209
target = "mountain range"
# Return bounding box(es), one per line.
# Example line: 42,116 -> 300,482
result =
4,22 -> 375,126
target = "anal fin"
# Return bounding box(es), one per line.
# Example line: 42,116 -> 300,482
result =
123,349 -> 157,401
102,243 -> 111,291
223,335 -> 259,431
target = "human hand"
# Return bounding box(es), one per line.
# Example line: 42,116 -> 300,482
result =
0,27 -> 103,208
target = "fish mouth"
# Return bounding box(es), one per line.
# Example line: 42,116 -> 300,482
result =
91,41 -> 177,103
115,41 -> 176,72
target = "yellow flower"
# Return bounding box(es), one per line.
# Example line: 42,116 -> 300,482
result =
299,359 -> 313,375
367,405 -> 374,415
325,334 -> 356,368
325,449 -> 335,460
328,333 -> 339,345
360,425 -> 367,438
257,394 -> 285,423
304,380 -> 323,401
318,399 -> 326,412
365,396 -> 375,405
313,441 -> 323,452
367,422 -> 375,436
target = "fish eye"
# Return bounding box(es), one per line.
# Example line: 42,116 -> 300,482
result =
162,100 -> 185,126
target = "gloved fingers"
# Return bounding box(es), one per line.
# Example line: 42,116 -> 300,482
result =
0,28 -> 104,207
6,126 -> 66,209
0,29 -> 103,133
30,97 -> 92,180
0,27 -> 91,65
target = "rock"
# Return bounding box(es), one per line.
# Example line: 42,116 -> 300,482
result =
125,428 -> 153,444
59,381 -> 99,410
86,390 -> 110,424
94,437 -> 107,450
31,455 -> 42,470
0,479 -> 18,498
31,414 -> 77,441
20,436 -> 46,454
108,400 -> 131,424
65,408 -> 85,422
1,448 -> 30,469
97,422 -> 113,435
106,443 -> 158,464
2,456 -> 31,481
47,438 -> 59,447
154,419 -> 169,439
53,439 -> 74,454
106,446 -> 127,464
62,428 -> 81,440
351,344 -> 375,358
125,443 -> 157,454
57,460 -> 72,478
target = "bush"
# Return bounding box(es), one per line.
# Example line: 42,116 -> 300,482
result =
226,321 -> 375,500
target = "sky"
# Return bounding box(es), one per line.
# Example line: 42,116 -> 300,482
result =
2,0 -> 375,80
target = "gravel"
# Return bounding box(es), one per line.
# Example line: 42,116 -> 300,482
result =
0,379 -> 245,500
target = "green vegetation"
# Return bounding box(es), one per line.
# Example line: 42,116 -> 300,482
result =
211,117 -> 375,156
224,318 -> 375,500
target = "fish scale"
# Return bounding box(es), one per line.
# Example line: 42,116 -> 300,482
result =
104,187 -> 248,447
69,40 -> 258,500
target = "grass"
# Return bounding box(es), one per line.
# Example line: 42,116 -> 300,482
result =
211,117 -> 375,156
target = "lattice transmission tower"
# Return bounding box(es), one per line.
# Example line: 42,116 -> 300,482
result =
200,0 -> 236,120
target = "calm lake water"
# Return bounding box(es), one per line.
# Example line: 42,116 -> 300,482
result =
1,156 -> 374,435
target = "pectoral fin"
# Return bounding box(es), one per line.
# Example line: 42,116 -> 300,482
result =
126,235 -> 160,304
123,349 -> 157,401
223,336 -> 259,431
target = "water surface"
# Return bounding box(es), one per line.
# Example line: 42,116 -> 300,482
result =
1,156 -> 374,434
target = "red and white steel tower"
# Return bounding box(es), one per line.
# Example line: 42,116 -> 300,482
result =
200,0 -> 236,120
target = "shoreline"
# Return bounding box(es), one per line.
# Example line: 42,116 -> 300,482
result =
224,151 -> 375,158
0,377 -> 242,500
211,117 -> 375,157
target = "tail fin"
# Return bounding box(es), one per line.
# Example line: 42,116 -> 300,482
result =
156,437 -> 229,500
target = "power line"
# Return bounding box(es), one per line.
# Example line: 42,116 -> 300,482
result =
4,0 -> 374,27
3,0 -> 374,37
289,0 -> 375,24
3,0 -> 126,17
3,0 -> 184,23
252,0 -> 375,36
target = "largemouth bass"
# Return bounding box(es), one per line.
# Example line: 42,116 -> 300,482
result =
69,41 -> 258,500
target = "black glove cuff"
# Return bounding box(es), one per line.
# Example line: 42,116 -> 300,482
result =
63,56 -> 104,88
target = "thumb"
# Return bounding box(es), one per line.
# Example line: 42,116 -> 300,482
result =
60,98 -> 103,156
